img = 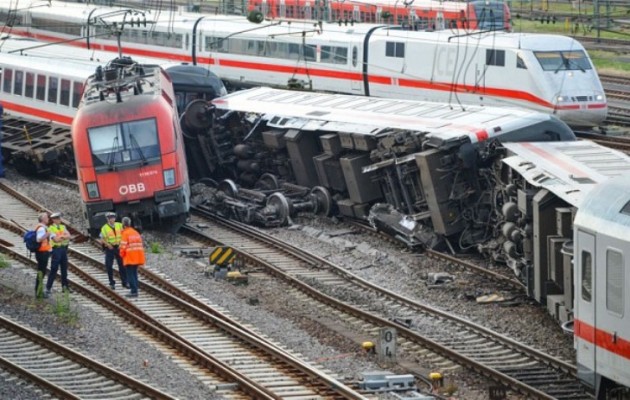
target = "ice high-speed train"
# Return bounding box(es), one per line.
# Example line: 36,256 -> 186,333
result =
0,0 -> 606,126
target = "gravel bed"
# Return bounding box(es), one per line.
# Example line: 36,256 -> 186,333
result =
267,215 -> 575,362
0,371 -> 48,400
3,171 -> 525,398
0,250 -> 221,399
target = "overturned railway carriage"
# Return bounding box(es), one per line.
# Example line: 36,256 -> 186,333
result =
573,177 -> 630,399
72,60 -> 190,235
0,0 -> 607,126
202,87 -> 630,397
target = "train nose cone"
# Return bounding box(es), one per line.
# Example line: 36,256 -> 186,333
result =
558,105 -> 608,127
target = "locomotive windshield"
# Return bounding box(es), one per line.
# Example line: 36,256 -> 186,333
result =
534,51 -> 592,72
88,118 -> 160,170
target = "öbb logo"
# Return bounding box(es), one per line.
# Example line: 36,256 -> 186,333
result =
119,183 -> 146,195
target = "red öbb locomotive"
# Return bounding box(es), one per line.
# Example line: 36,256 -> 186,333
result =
72,58 -> 190,236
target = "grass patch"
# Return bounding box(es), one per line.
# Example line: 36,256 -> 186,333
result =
149,242 -> 164,254
0,254 -> 10,268
50,291 -> 79,325
590,50 -> 630,73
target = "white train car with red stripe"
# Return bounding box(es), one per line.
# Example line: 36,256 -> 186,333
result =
0,0 -> 606,127
495,142 -> 630,399
573,177 -> 630,399
203,88 -> 629,397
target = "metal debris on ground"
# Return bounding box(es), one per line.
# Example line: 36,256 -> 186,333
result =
175,246 -> 209,258
426,272 -> 455,286
358,370 -> 416,392
391,392 -> 436,400
476,294 -> 506,304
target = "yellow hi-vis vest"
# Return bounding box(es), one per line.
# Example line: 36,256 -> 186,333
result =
48,224 -> 70,247
101,222 -> 123,245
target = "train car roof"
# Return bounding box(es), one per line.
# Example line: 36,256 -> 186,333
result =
501,141 -> 630,207
0,51 -> 96,77
574,175 -> 630,238
212,87 -> 562,145
5,0 -> 580,50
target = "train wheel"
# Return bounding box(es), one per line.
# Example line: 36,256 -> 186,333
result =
311,186 -> 333,217
266,192 -> 290,226
199,178 -> 218,188
255,173 -> 280,191
218,179 -> 239,197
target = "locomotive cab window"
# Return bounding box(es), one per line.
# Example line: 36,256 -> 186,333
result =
486,49 -> 505,66
621,199 -> 630,216
2,68 -> 12,93
516,54 -> 527,69
534,50 -> 592,71
606,249 -> 624,316
581,250 -> 592,302
88,118 -> 160,170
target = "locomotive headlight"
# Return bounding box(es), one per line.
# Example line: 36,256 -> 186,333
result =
556,96 -> 567,103
164,169 -> 176,187
86,182 -> 100,199
596,94 -> 604,101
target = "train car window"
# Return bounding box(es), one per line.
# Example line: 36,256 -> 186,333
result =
352,46 -> 358,67
60,79 -> 71,106
622,200 -> 630,216
2,68 -> 12,93
72,81 -> 83,108
334,47 -> 348,64
13,70 -> 23,96
534,51 -> 593,71
386,42 -> 405,58
36,75 -> 46,101
88,118 -> 160,168
304,44 -> 316,61
35,75 -> 46,101
581,250 -> 592,302
25,72 -> 34,98
516,54 -> 527,69
185,34 -> 190,49
288,43 -> 301,60
486,49 -> 505,66
606,249 -> 624,315
48,77 -> 58,103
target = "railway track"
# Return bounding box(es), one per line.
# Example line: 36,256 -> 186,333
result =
0,181 -> 364,400
185,205 -> 593,400
0,314 -> 175,400
575,130 -> 630,152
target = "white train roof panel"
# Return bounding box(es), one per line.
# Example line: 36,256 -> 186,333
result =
213,87 -> 551,143
501,141 -> 630,207
574,176 -> 630,239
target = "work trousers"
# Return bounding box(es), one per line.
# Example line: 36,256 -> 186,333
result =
35,251 -> 49,296
105,246 -> 126,286
46,247 -> 69,290
126,265 -> 139,295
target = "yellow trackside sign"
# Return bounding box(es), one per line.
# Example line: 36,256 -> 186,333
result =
209,246 -> 236,267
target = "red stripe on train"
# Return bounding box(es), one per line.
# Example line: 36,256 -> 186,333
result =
575,319 -> 630,360
10,29 -> 602,113
2,100 -> 74,125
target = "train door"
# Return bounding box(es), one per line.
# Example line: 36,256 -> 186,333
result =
279,0 -> 286,18
576,229 -> 596,389
305,2 -> 312,20
435,12 -> 445,30
351,45 -> 361,92
353,6 -> 360,22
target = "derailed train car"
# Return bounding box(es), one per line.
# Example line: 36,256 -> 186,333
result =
192,87 -> 630,397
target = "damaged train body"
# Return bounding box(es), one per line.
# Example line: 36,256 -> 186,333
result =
187,87 -> 630,321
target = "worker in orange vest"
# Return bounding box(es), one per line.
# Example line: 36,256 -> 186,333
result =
119,217 -> 145,298
34,212 -> 52,298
